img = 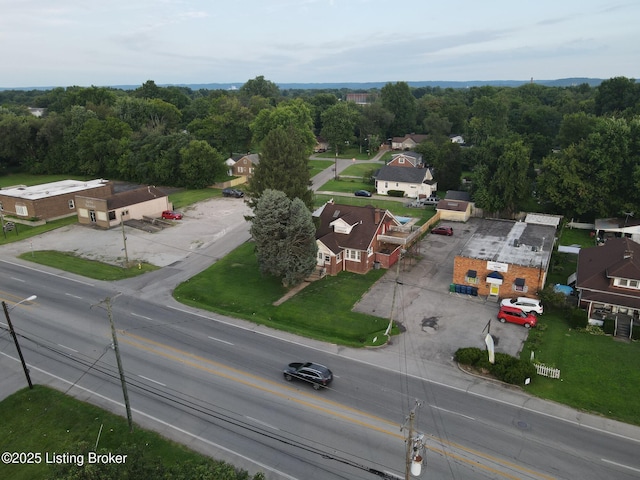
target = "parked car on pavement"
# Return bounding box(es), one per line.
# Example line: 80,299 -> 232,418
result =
500,297 -> 543,314
431,226 -> 453,236
222,188 -> 244,198
161,210 -> 183,220
497,305 -> 538,328
283,362 -> 333,390
354,190 -> 372,197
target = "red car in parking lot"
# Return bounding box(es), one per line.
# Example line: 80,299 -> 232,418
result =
497,306 -> 537,328
431,226 -> 453,236
161,210 -> 183,220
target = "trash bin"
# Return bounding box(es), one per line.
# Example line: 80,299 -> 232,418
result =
455,284 -> 462,293
450,283 -> 456,293
471,287 -> 478,296
373,261 -> 380,270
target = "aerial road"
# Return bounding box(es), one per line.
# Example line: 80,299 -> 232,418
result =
1,259 -> 640,479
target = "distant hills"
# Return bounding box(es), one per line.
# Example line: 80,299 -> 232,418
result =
1,78 -> 605,91
122,78 -> 605,91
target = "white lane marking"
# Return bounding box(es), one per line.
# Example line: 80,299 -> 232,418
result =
10,277 -> 26,283
138,375 -> 166,387
65,293 -> 83,299
430,405 -> 475,420
131,312 -> 153,321
601,458 -> 640,473
58,344 -> 78,353
246,416 -> 279,430
208,336 -> 234,346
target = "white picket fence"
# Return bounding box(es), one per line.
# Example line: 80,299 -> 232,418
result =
534,363 -> 561,379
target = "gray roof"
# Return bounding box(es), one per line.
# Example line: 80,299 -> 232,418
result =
459,219 -> 556,267
445,190 -> 471,202
375,165 -> 431,184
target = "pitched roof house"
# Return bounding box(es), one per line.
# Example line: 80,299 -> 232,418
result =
387,151 -> 423,168
374,165 -> 437,198
576,237 -> 640,331
231,153 -> 260,178
391,134 -> 428,150
314,201 -> 404,275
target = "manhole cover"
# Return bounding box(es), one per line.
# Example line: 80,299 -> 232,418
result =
514,420 -> 530,430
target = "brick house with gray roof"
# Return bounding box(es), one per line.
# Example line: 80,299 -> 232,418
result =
314,201 -> 403,275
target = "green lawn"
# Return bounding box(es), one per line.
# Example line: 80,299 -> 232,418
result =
18,250 -> 157,280
319,178 -> 374,193
0,216 -> 78,247
312,147 -> 382,161
173,241 -> 395,347
309,159 -> 334,177
558,225 -> 596,248
521,308 -> 640,425
0,386 -> 261,480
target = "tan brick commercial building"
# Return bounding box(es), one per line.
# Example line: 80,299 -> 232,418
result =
452,217 -> 558,299
0,179 -> 112,222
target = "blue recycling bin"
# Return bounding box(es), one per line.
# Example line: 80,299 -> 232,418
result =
465,286 -> 471,295
455,284 -> 462,293
471,287 -> 478,296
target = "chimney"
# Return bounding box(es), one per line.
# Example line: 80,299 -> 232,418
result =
624,250 -> 633,260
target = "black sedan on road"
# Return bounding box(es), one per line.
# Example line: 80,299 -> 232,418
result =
283,362 -> 333,390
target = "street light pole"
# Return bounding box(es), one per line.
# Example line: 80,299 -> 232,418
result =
2,295 -> 37,389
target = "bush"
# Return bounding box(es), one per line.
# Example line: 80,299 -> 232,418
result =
632,325 -> 640,341
454,347 -> 484,365
538,285 -> 568,308
454,347 -> 537,385
568,307 -> 588,329
387,190 -> 405,197
603,318 -> 615,335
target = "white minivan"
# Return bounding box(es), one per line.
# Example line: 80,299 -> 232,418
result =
500,297 -> 543,314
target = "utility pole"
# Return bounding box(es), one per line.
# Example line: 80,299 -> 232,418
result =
402,400 -> 425,479
120,212 -> 129,267
103,297 -> 134,432
2,295 -> 37,389
385,249 -> 405,336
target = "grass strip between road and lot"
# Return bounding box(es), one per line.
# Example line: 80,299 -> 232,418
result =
18,250 -> 158,280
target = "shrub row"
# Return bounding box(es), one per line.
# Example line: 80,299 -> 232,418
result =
387,190 -> 405,197
454,347 -> 537,385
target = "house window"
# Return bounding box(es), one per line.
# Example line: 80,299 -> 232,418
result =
465,270 -> 478,284
325,255 -> 330,262
399,158 -> 405,164
108,211 -> 116,221
0,201 -> 3,211
317,251 -> 323,260
15,205 -> 28,217
346,249 -> 361,262
336,253 -> 342,262
237,167 -> 244,173
513,278 -> 528,293
615,278 -> 640,289
68,199 -> 75,209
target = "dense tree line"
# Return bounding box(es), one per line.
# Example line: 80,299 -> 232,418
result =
1,76 -> 640,219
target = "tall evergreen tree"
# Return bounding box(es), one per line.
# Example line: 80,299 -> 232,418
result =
246,125 -> 313,210
250,189 -> 317,287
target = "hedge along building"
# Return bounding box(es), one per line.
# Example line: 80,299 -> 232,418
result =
452,214 -> 560,299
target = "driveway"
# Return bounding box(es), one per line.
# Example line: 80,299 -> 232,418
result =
353,217 -> 530,364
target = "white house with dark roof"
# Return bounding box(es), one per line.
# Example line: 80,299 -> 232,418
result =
374,165 -> 436,198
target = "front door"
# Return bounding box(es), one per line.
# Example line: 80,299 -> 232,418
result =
89,210 -> 96,223
489,283 -> 500,297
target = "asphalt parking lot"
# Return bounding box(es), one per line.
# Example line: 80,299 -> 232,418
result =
354,217 -> 530,365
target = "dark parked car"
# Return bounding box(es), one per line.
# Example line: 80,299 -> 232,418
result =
283,362 -> 333,390
431,226 -> 453,236
222,188 -> 244,198
161,210 -> 183,220
354,190 -> 372,197
497,306 -> 538,328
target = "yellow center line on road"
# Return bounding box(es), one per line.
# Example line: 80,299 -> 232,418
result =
121,330 -> 556,480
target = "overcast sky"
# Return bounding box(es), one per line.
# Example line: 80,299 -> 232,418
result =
2,0 -> 639,88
